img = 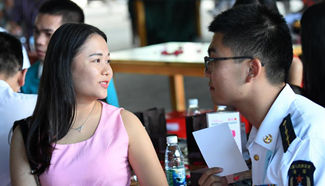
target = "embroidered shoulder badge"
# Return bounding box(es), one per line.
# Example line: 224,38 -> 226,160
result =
288,160 -> 315,186
279,114 -> 296,153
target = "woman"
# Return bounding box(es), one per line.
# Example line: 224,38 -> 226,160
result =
10,23 -> 168,185
300,2 -> 325,108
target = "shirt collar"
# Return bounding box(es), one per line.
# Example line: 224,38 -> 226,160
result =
38,62 -> 43,79
247,84 -> 296,152
0,80 -> 15,96
0,80 -> 11,89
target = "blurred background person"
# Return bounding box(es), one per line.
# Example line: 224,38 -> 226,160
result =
0,32 -> 37,186
10,23 -> 167,186
7,0 -> 47,50
300,1 -> 325,107
0,0 -> 14,29
0,26 -> 31,73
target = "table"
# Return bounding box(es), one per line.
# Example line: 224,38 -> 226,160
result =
110,42 -> 209,112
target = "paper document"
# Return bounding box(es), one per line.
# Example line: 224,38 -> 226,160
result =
193,123 -> 248,176
206,111 -> 242,154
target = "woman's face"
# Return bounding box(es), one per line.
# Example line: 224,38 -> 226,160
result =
71,34 -> 112,102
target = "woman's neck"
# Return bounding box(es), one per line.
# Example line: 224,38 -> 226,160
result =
72,100 -> 98,129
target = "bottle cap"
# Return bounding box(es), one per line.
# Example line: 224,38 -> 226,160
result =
217,105 -> 227,111
188,98 -> 198,108
167,135 -> 178,144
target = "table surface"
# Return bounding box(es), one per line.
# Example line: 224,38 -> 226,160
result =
111,42 -> 209,64
111,42 -> 301,63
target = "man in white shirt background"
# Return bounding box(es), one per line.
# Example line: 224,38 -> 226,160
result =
0,32 -> 37,186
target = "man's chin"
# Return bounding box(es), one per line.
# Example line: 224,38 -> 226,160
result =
36,51 -> 46,61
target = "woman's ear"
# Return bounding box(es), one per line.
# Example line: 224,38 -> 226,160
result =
246,58 -> 263,82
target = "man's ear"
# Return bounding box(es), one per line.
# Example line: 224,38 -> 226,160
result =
246,58 -> 263,82
18,69 -> 27,87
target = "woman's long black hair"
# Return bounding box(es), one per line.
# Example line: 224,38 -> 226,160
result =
301,2 -> 325,107
25,23 -> 107,175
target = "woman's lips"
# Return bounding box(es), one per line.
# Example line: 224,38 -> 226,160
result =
100,81 -> 109,88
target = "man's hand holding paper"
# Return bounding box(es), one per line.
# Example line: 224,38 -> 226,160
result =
192,123 -> 249,180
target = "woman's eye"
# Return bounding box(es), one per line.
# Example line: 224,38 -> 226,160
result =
94,59 -> 100,63
106,60 -> 111,64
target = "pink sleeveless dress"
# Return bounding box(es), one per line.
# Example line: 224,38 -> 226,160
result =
39,102 -> 131,186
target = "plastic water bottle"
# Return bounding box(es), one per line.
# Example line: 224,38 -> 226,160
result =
187,98 -> 201,116
165,136 -> 187,186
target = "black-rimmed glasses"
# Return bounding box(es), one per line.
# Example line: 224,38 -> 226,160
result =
204,56 -> 254,72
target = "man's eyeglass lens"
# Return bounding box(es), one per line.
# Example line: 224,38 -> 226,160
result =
204,56 -> 254,71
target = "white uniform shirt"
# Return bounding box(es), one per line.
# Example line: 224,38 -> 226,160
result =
0,80 -> 37,186
246,84 -> 325,186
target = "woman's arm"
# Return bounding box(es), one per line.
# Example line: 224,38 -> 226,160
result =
10,126 -> 38,186
121,110 -> 168,186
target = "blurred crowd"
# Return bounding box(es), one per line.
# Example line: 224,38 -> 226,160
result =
0,0 -> 49,51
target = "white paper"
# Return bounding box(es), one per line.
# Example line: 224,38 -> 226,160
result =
192,123 -> 248,176
206,111 -> 242,154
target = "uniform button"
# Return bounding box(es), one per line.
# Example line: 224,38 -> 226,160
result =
254,154 -> 259,161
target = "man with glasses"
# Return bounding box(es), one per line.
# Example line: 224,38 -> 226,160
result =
198,4 -> 325,186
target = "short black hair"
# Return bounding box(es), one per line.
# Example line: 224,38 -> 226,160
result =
0,32 -> 23,78
39,0 -> 84,24
209,4 -> 293,84
233,0 -> 280,13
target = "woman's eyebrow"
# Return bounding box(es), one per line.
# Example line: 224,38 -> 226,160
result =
89,53 -> 110,57
89,53 -> 103,57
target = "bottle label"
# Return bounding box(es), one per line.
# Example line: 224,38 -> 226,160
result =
166,167 -> 186,186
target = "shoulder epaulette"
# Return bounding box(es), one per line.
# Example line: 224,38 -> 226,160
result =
279,114 -> 296,153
